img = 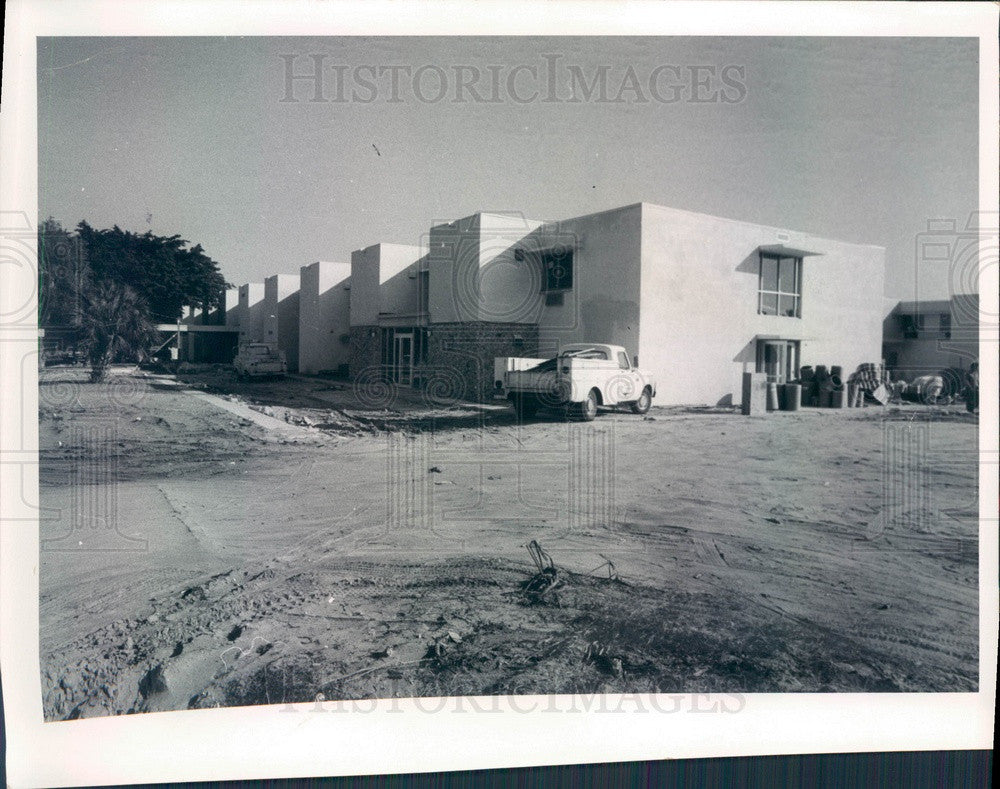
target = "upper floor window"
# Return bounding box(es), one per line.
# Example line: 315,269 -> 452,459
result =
542,246 -> 574,292
758,253 -> 802,317
900,311 -> 950,339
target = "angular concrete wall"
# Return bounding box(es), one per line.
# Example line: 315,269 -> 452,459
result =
428,213 -> 543,324
237,282 -> 266,344
299,261 -> 351,374
638,203 -> 886,406
350,243 -> 424,326
534,204 -> 643,359
264,273 -> 300,372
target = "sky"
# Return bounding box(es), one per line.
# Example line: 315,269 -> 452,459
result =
37,36 -> 979,300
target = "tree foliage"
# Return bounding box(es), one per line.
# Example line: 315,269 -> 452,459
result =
74,221 -> 228,322
38,218 -> 229,378
81,283 -> 156,382
38,218 -> 88,329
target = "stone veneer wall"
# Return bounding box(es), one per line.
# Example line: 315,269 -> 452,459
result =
425,322 -> 539,402
349,325 -> 383,379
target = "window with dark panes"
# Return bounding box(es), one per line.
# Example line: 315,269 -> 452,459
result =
758,253 -> 802,317
542,246 -> 573,291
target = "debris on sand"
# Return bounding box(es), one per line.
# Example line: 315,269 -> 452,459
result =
586,554 -> 622,583
584,642 -> 625,678
520,540 -> 562,606
181,585 -> 206,601
428,466 -> 443,473
138,664 -> 168,698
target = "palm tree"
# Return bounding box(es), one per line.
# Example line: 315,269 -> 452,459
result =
81,282 -> 155,382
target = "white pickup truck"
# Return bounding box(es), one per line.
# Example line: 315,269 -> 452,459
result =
233,342 -> 287,380
494,343 -> 656,421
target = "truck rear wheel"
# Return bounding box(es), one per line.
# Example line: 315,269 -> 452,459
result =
512,395 -> 538,420
578,390 -> 598,421
629,386 -> 652,414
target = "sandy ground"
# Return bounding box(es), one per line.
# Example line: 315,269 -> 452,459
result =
38,365 -> 979,719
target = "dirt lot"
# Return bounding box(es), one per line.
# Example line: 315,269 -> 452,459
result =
38,364 -> 980,719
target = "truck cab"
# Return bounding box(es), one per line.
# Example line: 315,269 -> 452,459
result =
233,342 -> 287,380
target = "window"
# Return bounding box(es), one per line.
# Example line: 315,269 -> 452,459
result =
541,246 -> 573,291
617,351 -> 630,370
756,340 -> 800,384
758,254 -> 802,317
545,291 -> 564,307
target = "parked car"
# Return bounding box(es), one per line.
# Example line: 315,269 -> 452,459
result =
494,343 -> 656,421
233,343 -> 287,380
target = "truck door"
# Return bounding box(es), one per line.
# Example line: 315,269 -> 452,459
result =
616,349 -> 642,403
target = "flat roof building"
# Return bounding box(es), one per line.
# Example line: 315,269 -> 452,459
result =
299,261 -> 351,375
219,201 -> 904,407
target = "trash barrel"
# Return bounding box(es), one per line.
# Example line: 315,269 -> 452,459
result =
814,365 -> 828,380
847,383 -> 858,408
782,383 -> 801,411
830,374 -> 844,390
766,382 -> 779,411
799,365 -> 814,382
818,389 -> 832,408
830,388 -> 847,408
854,386 -> 864,407
831,365 -> 843,379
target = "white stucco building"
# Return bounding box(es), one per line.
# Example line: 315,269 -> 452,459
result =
882,293 -> 979,378
299,261 -> 351,375
413,203 -> 886,404
223,200 -> 889,406
263,273 -> 301,373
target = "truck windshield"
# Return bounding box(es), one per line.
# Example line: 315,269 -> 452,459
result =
564,349 -> 607,360
527,347 -> 607,371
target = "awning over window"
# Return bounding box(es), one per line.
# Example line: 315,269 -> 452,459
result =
758,244 -> 824,258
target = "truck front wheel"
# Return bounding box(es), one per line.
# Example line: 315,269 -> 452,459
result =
629,386 -> 652,414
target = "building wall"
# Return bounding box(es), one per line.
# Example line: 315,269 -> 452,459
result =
426,322 -> 540,402
348,324 -> 382,380
638,203 -> 886,406
350,243 -> 423,326
237,282 -> 266,344
882,294 -> 979,377
535,204 -> 643,358
299,261 -> 351,374
264,273 -> 301,373
428,213 -> 544,324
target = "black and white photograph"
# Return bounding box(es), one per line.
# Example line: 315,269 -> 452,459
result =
1,1 -> 996,785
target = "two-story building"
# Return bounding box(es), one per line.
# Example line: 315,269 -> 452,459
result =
409,202 -> 886,405
218,201 -> 890,406
882,294 -> 979,378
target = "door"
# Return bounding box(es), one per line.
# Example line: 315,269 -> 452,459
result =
756,340 -> 799,383
393,331 -> 414,386
615,349 -> 642,403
